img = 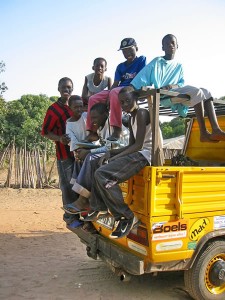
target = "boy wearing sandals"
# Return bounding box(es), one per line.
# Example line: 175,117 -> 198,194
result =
63,103 -> 129,215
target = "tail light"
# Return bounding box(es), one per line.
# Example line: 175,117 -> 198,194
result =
127,225 -> 149,246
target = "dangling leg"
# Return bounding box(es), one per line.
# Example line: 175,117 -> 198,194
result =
194,102 -> 213,142
107,87 -> 122,140
204,98 -> 225,141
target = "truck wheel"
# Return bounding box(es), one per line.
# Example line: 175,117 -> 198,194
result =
184,240 -> 225,300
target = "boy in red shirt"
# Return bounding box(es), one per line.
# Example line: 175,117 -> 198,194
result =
41,77 -> 77,223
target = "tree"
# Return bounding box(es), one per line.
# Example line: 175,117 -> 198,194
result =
160,117 -> 186,139
1,94 -> 54,155
0,61 -> 8,96
0,98 -> 7,149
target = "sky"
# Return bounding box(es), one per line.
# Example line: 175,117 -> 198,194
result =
1,0 -> 225,102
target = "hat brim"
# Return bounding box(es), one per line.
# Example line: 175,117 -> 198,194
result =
118,45 -> 137,51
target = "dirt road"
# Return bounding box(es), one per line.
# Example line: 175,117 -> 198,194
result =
0,188 -> 192,300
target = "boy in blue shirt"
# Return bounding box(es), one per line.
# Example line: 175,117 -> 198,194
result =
86,38 -> 146,141
131,34 -> 225,142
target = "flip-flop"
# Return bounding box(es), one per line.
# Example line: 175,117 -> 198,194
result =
68,219 -> 84,228
62,204 -> 88,215
106,136 -> 119,142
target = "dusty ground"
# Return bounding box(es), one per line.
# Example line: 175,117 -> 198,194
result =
0,187 -> 192,300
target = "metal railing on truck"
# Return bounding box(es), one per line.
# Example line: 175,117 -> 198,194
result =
137,88 -> 225,166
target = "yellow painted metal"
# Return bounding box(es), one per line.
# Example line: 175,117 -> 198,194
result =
205,253 -> 225,294
185,116 -> 225,162
93,116 -> 225,270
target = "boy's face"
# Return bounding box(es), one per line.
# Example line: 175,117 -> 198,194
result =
119,92 -> 136,113
58,80 -> 73,100
93,59 -> 107,75
122,46 -> 137,63
90,110 -> 107,129
69,100 -> 83,118
162,36 -> 178,56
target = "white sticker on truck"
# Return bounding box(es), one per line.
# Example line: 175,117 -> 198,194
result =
127,241 -> 147,255
214,216 -> 225,230
156,240 -> 183,252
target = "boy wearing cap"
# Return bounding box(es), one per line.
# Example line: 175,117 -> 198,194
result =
86,38 -> 146,141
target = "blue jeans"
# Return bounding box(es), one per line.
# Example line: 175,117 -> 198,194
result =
71,153 -> 105,197
57,158 -> 77,205
89,152 -> 149,220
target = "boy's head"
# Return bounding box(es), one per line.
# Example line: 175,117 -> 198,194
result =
68,95 -> 83,119
58,77 -> 73,101
90,103 -> 109,129
162,34 -> 178,55
118,86 -> 139,113
118,38 -> 138,63
92,57 -> 107,74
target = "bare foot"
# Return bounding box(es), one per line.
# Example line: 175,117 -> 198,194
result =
200,131 -> 219,143
210,130 -> 225,141
75,195 -> 89,209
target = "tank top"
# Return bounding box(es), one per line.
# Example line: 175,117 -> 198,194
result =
86,73 -> 110,96
131,110 -> 152,164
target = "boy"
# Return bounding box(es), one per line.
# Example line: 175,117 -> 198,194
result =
84,86 -> 154,239
63,102 -> 129,214
86,38 -> 146,141
81,57 -> 112,109
41,77 -> 77,224
66,95 -> 87,153
66,95 -> 88,187
130,34 -> 225,142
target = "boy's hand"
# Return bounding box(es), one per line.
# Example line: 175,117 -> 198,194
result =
75,148 -> 90,161
99,151 -> 111,166
162,84 -> 178,90
60,134 -> 70,145
162,85 -> 172,90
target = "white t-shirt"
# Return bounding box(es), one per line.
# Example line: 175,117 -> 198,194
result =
66,112 -> 87,151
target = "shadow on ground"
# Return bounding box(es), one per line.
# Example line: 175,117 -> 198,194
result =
0,230 -> 192,300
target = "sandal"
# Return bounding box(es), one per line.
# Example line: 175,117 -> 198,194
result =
62,204 -> 88,215
82,222 -> 97,234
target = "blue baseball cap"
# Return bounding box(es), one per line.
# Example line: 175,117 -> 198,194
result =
118,38 -> 137,50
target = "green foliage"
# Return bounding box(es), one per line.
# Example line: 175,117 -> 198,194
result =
219,96 -> 225,101
1,94 -> 55,155
0,61 -> 8,96
160,117 -> 186,139
49,96 -> 58,102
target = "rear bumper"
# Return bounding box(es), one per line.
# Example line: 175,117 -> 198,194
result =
67,225 -> 145,275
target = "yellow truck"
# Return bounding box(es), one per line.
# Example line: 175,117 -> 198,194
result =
67,89 -> 225,300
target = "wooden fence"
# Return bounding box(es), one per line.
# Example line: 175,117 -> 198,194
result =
0,142 -> 57,189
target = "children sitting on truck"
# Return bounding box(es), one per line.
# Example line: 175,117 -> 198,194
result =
83,86 -> 155,239
63,102 -> 129,215
130,34 -> 225,143
86,38 -> 146,141
81,57 -> 112,110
